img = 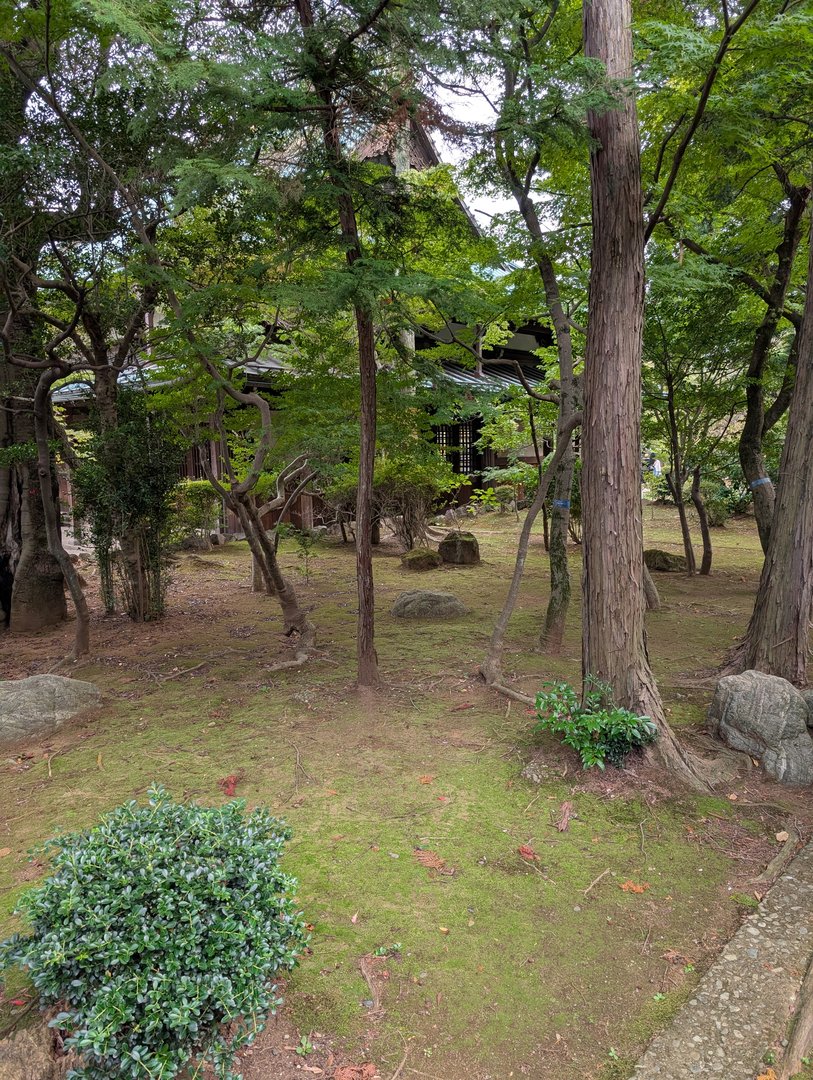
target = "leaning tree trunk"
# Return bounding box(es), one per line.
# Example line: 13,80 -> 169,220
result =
690,466 -> 713,575
739,207 -> 813,686
582,0 -> 707,789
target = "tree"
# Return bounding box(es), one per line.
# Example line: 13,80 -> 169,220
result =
581,0 -> 706,787
738,199 -> 813,686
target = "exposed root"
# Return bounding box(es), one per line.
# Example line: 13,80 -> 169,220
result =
264,621 -> 316,674
751,826 -> 800,888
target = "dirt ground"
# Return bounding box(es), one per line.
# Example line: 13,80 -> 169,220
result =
1,506 -> 811,1080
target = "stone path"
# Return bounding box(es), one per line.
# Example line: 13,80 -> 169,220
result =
631,841 -> 813,1079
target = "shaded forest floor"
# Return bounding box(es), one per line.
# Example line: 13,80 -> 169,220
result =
2,505 -> 811,1079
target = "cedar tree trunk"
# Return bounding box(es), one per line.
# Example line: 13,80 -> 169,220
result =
582,0 -> 705,787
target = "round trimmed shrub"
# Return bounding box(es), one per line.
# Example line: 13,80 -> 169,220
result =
0,787 -> 308,1079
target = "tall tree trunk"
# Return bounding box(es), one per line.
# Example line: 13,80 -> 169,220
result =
355,309 -> 379,686
33,370 -> 89,658
737,179 -> 809,553
582,0 -> 706,789
740,208 -> 813,686
664,375 -> 695,574
690,466 -> 712,575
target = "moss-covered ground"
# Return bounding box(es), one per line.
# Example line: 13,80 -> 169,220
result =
0,506 -> 805,1077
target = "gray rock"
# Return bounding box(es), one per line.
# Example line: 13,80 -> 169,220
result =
0,1025 -> 56,1080
0,675 -> 100,749
391,590 -> 466,619
400,547 -> 443,572
802,689 -> 813,728
644,548 -> 688,572
707,670 -> 813,785
438,531 -> 480,566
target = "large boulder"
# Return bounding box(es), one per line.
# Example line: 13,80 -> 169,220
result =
400,547 -> 443,572
644,548 -> 688,572
802,690 -> 813,729
0,675 -> 100,749
391,590 -> 466,619
0,1026 -> 56,1080
438,531 -> 480,566
707,669 -> 813,785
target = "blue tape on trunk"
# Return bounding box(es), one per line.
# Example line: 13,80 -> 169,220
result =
750,477 -> 772,489
552,499 -> 571,509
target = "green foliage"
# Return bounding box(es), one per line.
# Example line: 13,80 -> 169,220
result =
468,487 -> 500,512
171,479 -> 221,544
73,391 -> 183,620
278,524 -> 320,584
0,787 -> 308,1080
533,681 -> 658,770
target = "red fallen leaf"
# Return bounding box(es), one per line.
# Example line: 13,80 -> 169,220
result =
218,772 -> 244,797
437,795 -> 450,804
620,880 -> 650,894
518,844 -> 540,862
10,999 -> 28,1006
414,848 -> 456,875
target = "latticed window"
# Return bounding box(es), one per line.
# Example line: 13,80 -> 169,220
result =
459,421 -> 473,474
436,425 -> 449,457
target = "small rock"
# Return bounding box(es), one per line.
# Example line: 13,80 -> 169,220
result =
438,531 -> 480,566
644,548 -> 688,572
0,1025 -> 56,1080
707,670 -> 813,786
400,548 -> 443,572
391,590 -> 466,619
0,675 -> 100,749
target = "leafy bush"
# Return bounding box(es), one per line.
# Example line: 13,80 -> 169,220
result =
0,788 -> 308,1080
533,680 -> 658,769
171,479 -> 221,544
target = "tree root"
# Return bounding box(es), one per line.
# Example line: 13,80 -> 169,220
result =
263,621 -> 316,674
752,826 -> 800,888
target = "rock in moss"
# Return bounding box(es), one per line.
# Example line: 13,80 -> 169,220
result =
401,547 -> 443,571
438,531 -> 480,565
0,675 -> 100,749
0,1026 -> 56,1080
391,590 -> 466,619
644,548 -> 687,572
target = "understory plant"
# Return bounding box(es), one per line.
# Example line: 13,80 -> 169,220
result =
533,680 -> 658,769
0,787 -> 308,1079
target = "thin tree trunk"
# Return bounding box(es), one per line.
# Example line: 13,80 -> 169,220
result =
737,180 -> 809,553
481,412 -> 582,686
643,563 -> 661,611
665,375 -> 695,574
33,370 -> 89,658
739,207 -> 813,686
690,466 -> 713,575
582,0 -> 707,789
355,309 -> 379,686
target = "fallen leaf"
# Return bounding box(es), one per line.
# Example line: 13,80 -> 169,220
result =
727,793 -> 738,801
439,926 -> 449,935
418,775 -> 435,784
218,772 -> 244,797
351,912 -> 359,924
414,848 -> 456,875
0,848 -> 11,858
334,1064 -> 378,1080
518,844 -> 540,862
331,834 -> 346,841
302,1068 -> 324,1075
437,795 -> 450,804
756,1070 -> 777,1080
620,880 -> 650,894
555,801 -> 573,832
775,830 -> 790,843
661,949 -> 691,966
450,703 -> 475,712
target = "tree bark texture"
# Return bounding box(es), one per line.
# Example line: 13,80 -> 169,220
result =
741,208 -> 813,686
665,374 -> 695,575
582,0 -> 706,788
0,61 -> 65,631
737,179 -> 809,553
690,466 -> 713,575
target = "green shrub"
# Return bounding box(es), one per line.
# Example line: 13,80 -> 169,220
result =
172,479 -> 221,543
533,680 -> 658,769
0,787 -> 308,1080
